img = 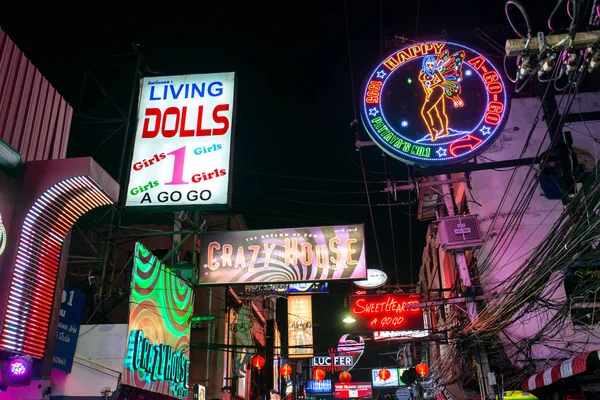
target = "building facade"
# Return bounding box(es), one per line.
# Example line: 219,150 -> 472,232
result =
419,92 -> 600,399
0,26 -> 120,399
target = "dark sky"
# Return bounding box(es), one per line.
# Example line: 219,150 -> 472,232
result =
0,0 -> 564,369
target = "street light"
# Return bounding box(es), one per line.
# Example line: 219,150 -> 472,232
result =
342,316 -> 356,324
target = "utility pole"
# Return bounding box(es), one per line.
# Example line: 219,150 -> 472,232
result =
439,175 -> 496,400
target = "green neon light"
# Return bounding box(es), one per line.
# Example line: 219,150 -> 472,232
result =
191,315 -> 216,323
124,242 -> 194,399
370,117 -> 431,158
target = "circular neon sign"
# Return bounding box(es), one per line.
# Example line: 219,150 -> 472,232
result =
361,41 -> 509,165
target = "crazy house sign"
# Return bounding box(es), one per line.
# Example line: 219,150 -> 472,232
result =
123,243 -> 194,398
198,224 -> 367,285
362,41 -> 509,164
125,73 -> 235,208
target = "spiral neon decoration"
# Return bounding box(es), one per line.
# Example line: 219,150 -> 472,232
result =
123,242 -> 194,399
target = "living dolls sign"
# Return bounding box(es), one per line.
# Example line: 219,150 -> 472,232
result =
125,72 -> 235,209
361,41 -> 509,165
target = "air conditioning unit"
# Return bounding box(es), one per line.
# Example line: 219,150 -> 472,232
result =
438,214 -> 483,251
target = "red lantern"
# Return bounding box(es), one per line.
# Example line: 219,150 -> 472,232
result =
280,363 -> 292,378
339,371 -> 352,383
313,368 -> 326,381
378,368 -> 391,381
251,355 -> 265,371
415,363 -> 429,378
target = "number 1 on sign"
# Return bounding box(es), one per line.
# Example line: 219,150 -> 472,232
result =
165,146 -> 189,185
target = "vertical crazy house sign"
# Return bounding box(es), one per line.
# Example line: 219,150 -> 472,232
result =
362,41 -> 509,164
124,243 -> 194,399
125,73 -> 236,208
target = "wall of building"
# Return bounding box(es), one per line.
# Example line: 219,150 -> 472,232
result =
188,286 -> 228,400
50,324 -> 125,398
0,325 -> 125,400
0,27 -> 72,162
467,93 -> 600,367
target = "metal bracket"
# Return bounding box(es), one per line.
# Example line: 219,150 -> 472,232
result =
537,32 -> 547,53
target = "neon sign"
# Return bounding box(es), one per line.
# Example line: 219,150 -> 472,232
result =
310,334 -> 364,375
361,41 -> 509,165
123,243 -> 194,399
0,176 -> 113,358
353,269 -> 387,289
126,330 -> 190,398
349,294 -> 424,331
0,214 -> 6,257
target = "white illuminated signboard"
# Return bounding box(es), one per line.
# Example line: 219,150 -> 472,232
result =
125,72 -> 235,209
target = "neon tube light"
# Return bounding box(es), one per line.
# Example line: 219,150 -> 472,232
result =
0,176 -> 113,358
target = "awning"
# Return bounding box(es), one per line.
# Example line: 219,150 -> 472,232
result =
522,350 -> 600,391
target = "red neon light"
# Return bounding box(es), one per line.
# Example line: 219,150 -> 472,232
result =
0,176 -> 113,358
465,56 -> 504,128
352,297 -> 420,315
350,295 -> 423,331
365,80 -> 382,104
449,135 -> 483,157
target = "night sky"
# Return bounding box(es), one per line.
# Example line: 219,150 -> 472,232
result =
0,0 -> 564,376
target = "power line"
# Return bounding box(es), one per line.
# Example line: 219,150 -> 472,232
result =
344,0 -> 358,120
383,155 -> 399,284
359,148 -> 384,271
235,169 -> 383,184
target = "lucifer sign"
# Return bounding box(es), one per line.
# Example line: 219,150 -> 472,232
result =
349,294 -> 424,331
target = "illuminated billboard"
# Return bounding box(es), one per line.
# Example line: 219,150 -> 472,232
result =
198,225 -> 367,285
243,282 -> 329,296
350,294 -> 424,332
334,383 -> 372,399
288,295 -> 313,358
372,368 -> 399,387
123,243 -> 194,398
289,282 -> 328,294
306,380 -> 332,394
125,72 -> 235,209
311,334 -> 364,378
361,41 -> 509,165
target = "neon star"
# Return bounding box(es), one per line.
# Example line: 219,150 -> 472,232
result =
479,126 -> 491,135
401,120 -> 409,127
369,108 -> 379,116
376,70 -> 387,79
436,147 -> 447,157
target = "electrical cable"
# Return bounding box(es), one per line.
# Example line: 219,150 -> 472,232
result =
503,55 -> 519,84
408,166 -> 414,283
428,56 -> 594,393
380,0 -> 383,59
478,67 -> 585,282
344,0 -> 358,120
505,0 -> 533,39
235,170 -> 384,184
359,148 -> 384,271
414,0 -> 420,38
262,197 -> 415,207
383,155 -> 399,284
549,0 -> 567,31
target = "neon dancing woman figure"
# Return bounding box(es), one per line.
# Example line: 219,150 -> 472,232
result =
418,49 -> 466,142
